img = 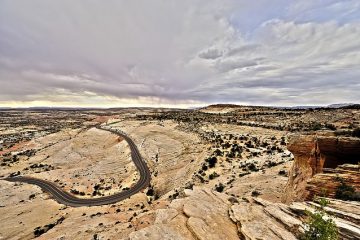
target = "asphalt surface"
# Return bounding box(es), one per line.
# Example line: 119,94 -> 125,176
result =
1,126 -> 151,207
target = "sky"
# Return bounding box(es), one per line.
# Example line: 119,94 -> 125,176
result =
0,0 -> 360,108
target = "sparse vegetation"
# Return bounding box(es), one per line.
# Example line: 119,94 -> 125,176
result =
325,123 -> 337,131
352,127 -> 360,138
215,183 -> 224,192
146,188 -> 154,196
247,163 -> 259,172
334,176 -> 358,201
208,172 -> 219,180
1,105 -> 359,239
33,216 -> 65,237
310,122 -> 322,131
301,197 -> 338,240
206,156 -> 217,168
251,190 -> 261,197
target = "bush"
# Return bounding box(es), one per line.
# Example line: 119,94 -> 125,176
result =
202,164 -> 208,171
248,163 -> 259,172
352,128 -> 360,138
215,183 -> 224,192
310,122 -> 322,131
334,177 -> 358,201
146,188 -> 154,196
325,123 -> 337,131
209,172 -> 219,180
301,197 -> 338,240
213,149 -> 223,156
34,227 -> 45,237
251,190 -> 261,197
206,156 -> 217,168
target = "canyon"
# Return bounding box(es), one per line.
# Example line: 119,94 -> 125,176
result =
0,105 -> 359,239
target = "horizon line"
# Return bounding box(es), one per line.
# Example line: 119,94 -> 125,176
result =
0,103 -> 358,110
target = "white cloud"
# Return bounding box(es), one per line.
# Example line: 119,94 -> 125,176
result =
190,19 -> 360,105
0,0 -> 359,107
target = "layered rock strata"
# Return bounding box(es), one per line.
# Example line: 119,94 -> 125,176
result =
129,187 -> 360,240
283,135 -> 360,203
306,164 -> 360,200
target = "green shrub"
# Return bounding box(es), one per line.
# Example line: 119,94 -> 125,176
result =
310,122 -> 322,131
215,183 -> 224,192
248,163 -> 259,172
352,127 -> 360,138
206,156 -> 217,168
301,197 -> 338,240
251,190 -> 261,197
325,123 -> 336,131
334,177 -> 357,201
213,149 -> 223,156
209,172 -> 219,180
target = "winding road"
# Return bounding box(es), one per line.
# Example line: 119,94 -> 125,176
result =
1,126 -> 151,207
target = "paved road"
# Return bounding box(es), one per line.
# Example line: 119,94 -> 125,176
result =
1,126 -> 151,207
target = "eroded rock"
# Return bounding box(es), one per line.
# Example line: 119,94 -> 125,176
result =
283,135 -> 360,203
130,187 -> 360,240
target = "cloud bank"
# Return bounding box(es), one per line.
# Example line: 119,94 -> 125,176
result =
0,0 -> 359,107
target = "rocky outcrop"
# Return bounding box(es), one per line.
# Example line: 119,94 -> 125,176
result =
283,135 -> 360,203
129,187 -> 239,240
306,164 -> 360,200
129,187 -> 360,240
289,200 -> 360,239
229,198 -> 300,240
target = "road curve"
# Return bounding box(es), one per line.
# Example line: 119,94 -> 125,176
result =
1,126 -> 151,207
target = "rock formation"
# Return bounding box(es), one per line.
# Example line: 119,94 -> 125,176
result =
283,135 -> 360,203
129,186 -> 360,240
129,187 -> 239,240
306,164 -> 360,200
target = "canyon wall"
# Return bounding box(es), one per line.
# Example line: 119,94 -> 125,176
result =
283,135 -> 360,203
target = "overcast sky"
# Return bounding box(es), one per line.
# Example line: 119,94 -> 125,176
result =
1,0 -> 360,107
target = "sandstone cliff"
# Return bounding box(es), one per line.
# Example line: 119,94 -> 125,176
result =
283,135 -> 360,203
306,164 -> 360,200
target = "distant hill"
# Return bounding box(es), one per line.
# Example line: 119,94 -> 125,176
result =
278,106 -> 321,110
338,104 -> 360,109
1,103 -> 358,111
279,103 -> 360,110
201,103 -> 360,111
204,104 -> 244,108
327,103 -> 356,108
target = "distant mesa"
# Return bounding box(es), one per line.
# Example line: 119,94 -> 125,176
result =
200,103 -> 360,111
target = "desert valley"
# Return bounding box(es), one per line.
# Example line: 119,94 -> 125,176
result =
0,104 -> 359,239
2,1 -> 360,239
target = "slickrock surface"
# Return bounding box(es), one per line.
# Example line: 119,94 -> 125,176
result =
130,187 -> 239,240
1,108 -> 359,239
130,187 -> 360,240
109,120 -> 207,196
289,200 -> 360,239
283,135 -> 360,203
